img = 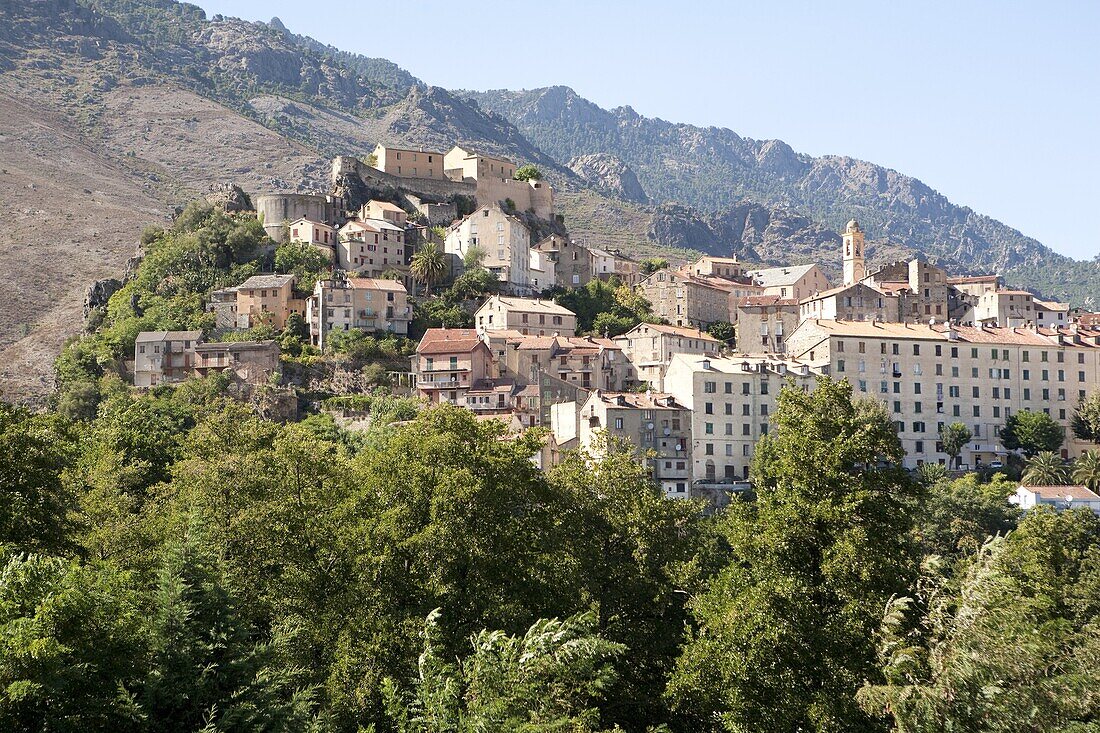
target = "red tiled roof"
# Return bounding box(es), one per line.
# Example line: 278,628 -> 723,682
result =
627,323 -> 722,341
737,295 -> 799,307
417,328 -> 484,355
1022,485 -> 1100,501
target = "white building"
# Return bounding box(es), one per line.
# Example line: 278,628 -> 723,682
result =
1012,485 -> 1100,515
444,206 -> 532,293
474,295 -> 577,337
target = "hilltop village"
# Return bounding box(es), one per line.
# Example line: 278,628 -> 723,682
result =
112,142 -> 1100,505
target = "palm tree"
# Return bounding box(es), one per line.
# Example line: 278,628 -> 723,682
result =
1072,450 -> 1100,491
1022,451 -> 1069,486
410,241 -> 447,295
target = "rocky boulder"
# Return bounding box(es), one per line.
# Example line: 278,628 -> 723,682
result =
568,153 -> 648,203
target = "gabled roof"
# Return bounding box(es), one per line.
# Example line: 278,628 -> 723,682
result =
480,295 -> 576,317
1021,485 -> 1100,501
619,322 -> 722,342
588,390 -> 688,411
737,295 -> 800,308
346,277 -> 407,292
367,199 -> 405,213
417,328 -> 486,355
238,274 -> 295,289
288,217 -> 334,229
746,263 -> 819,287
136,330 -> 203,343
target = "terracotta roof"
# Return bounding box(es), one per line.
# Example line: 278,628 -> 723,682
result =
1035,300 -> 1069,311
796,319 -> 1060,346
480,296 -> 576,317
515,336 -> 559,351
417,328 -> 485,355
367,200 -> 405,213
627,323 -> 722,341
346,277 -> 407,292
1022,485 -> 1100,501
288,216 -> 334,229
875,281 -> 912,294
340,220 -> 380,233
985,290 -> 1035,297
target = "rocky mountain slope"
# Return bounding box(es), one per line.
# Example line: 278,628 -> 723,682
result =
465,86 -> 1099,301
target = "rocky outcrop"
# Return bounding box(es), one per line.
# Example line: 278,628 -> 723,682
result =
205,182 -> 252,212
83,277 -> 122,324
568,153 -> 648,203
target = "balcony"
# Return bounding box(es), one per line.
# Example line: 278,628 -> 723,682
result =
419,378 -> 462,389
420,365 -> 471,373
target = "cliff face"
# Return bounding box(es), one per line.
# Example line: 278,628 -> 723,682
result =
569,153 -> 648,203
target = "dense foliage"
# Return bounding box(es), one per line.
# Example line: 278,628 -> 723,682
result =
551,278 -> 658,337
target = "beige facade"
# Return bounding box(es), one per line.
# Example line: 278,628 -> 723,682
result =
443,146 -> 553,219
948,275 -> 1003,298
337,219 -> 409,280
576,391 -> 694,498
613,322 -> 722,390
474,295 -> 577,337
973,290 -> 1037,327
288,218 -> 337,261
589,247 -> 642,287
235,274 -> 304,330
799,282 -> 895,324
134,330 -> 203,387
842,219 -> 866,286
736,296 -> 801,353
445,206 -> 532,293
689,256 -> 746,280
193,340 -> 280,383
785,319 -> 1100,467
747,263 -> 829,301
371,145 -> 445,179
864,259 -> 950,322
500,335 -> 628,392
361,199 -> 408,226
664,353 -> 819,481
638,269 -> 734,329
308,276 -> 411,348
529,247 -> 556,292
415,328 -> 495,405
534,235 -> 591,288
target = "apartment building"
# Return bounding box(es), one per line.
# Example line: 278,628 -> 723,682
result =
534,235 -> 591,288
134,330 -> 204,387
370,144 -> 445,179
235,274 -> 306,330
474,295 -> 577,337
414,328 -> 494,405
736,296 -> 800,353
664,353 -> 820,481
785,319 -> 1100,467
613,322 -> 722,389
746,263 -> 829,301
192,340 -> 280,383
576,391 -> 694,498
638,269 -> 734,329
337,219 -> 409,278
307,276 -> 411,348
445,206 -> 532,293
500,334 -> 628,391
973,290 -> 1037,327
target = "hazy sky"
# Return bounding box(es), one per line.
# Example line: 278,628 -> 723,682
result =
198,0 -> 1099,261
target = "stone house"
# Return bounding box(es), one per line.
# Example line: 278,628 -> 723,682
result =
443,145 -> 554,219
746,263 -> 829,301
414,328 -> 495,405
337,219 -> 409,280
613,322 -> 722,390
288,217 -> 337,261
798,283 -> 895,324
235,274 -> 306,330
193,340 -> 280,383
735,295 -> 801,353
534,235 -> 591,288
370,144 -> 446,179
474,295 -> 577,337
134,330 -> 203,387
638,269 -> 734,329
307,276 -> 411,348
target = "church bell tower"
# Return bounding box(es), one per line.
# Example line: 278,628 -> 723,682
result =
842,218 -> 865,286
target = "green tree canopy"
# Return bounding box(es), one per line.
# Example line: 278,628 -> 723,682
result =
1071,391 -> 1100,444
668,379 -> 923,732
1001,409 -> 1065,456
939,422 -> 973,467
513,165 -> 542,181
706,320 -> 735,343
1022,450 -> 1070,486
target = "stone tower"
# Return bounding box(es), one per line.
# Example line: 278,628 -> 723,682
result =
842,218 -> 865,286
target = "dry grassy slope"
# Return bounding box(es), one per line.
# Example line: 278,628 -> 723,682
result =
0,70 -> 326,404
